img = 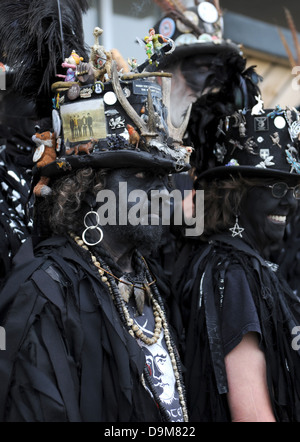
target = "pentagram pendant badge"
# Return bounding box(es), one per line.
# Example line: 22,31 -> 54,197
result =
229,216 -> 244,238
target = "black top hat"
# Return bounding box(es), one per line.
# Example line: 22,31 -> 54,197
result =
31,28 -> 192,189
198,99 -> 300,181
149,3 -> 242,70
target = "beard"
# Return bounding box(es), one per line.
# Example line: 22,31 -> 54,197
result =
104,223 -> 167,256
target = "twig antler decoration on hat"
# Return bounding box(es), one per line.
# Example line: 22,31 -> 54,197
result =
161,76 -> 192,145
111,61 -> 159,143
111,60 -> 191,148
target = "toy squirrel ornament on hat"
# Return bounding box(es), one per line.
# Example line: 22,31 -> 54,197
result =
30,34 -> 192,197
23,15 -> 192,198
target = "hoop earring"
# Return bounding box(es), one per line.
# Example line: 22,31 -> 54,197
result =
82,210 -> 103,246
229,214 -> 244,238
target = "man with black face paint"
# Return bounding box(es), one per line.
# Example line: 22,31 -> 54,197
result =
239,181 -> 300,259
172,105 -> 300,422
145,1 -> 261,280
100,168 -> 171,261
0,27 -> 191,421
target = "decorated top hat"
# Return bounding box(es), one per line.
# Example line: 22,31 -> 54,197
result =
30,27 -> 192,196
198,98 -> 300,181
148,1 -> 242,70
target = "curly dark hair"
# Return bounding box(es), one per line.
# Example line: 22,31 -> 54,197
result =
36,167 -> 108,237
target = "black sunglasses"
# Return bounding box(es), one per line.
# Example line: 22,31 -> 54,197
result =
264,182 -> 300,200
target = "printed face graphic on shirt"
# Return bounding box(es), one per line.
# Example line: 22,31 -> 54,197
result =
144,343 -> 176,404
132,308 -> 176,404
128,301 -> 183,421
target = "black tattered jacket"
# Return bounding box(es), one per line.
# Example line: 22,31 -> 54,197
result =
0,236 -> 165,422
172,234 -> 300,422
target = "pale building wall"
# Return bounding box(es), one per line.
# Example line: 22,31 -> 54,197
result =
82,0 -> 161,65
82,1 -> 299,108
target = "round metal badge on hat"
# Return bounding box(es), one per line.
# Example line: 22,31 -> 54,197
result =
175,33 -> 198,46
150,4 -> 241,69
104,91 -> 117,105
274,116 -> 286,129
33,27 -> 193,183
176,10 -> 199,34
198,1 -> 219,24
159,17 -> 176,39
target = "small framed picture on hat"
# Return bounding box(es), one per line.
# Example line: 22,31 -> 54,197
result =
60,98 -> 107,145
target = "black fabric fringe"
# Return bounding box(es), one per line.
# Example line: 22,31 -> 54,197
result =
173,237 -> 300,421
187,51 -> 262,175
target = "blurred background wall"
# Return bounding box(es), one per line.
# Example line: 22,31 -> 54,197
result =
82,0 -> 300,108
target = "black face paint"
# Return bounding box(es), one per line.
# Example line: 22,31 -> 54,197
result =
239,182 -> 299,256
98,168 -> 171,255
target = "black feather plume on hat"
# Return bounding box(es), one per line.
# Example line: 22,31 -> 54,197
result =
187,50 -> 262,176
0,0 -> 90,117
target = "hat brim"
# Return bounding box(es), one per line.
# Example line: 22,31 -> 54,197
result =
37,149 -> 191,178
157,41 -> 242,69
198,166 -> 300,182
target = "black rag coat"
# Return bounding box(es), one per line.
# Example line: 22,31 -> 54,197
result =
0,236 -> 170,422
171,234 -> 300,422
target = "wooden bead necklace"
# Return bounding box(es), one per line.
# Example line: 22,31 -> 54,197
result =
70,232 -> 189,422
